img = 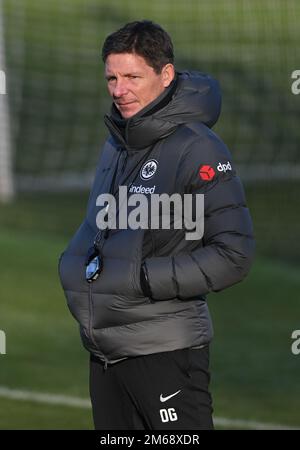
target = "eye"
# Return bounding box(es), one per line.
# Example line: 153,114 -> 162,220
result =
106,76 -> 116,82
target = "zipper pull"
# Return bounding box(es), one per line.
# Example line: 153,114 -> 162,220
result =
103,360 -> 108,371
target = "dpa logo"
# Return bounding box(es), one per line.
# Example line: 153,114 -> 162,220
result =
217,161 -> 232,173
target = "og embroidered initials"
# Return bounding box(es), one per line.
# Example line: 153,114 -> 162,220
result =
160,408 -> 178,423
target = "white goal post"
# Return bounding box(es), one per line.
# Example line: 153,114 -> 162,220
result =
0,0 -> 14,202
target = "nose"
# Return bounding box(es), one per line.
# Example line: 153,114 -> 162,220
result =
113,79 -> 129,98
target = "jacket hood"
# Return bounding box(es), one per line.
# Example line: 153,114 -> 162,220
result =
104,70 -> 222,151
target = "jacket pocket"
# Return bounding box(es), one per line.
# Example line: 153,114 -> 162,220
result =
92,228 -> 146,298
166,348 -> 191,379
58,252 -> 88,293
187,346 -> 210,381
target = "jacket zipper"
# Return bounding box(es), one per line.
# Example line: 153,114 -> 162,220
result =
104,115 -> 130,152
120,149 -> 128,176
150,229 -> 156,256
88,283 -> 109,371
88,283 -> 98,351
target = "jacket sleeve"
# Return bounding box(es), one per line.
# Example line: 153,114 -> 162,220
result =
143,130 -> 255,301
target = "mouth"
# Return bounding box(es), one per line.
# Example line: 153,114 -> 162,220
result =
115,101 -> 136,107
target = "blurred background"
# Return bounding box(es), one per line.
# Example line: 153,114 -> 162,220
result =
0,0 -> 299,429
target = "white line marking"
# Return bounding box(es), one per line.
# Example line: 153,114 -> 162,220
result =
0,386 -> 299,429
0,386 -> 91,409
213,416 -> 299,430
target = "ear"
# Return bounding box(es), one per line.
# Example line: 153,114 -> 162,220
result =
161,64 -> 175,88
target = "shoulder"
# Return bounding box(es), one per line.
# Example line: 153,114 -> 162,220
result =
97,136 -> 118,165
164,122 -> 232,162
172,123 -> 236,191
180,123 -> 232,161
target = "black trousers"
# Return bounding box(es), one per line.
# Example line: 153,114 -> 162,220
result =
89,346 -> 214,430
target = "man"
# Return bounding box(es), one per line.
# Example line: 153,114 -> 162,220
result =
58,20 -> 255,430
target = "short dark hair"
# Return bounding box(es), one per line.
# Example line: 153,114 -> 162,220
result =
102,20 -> 174,74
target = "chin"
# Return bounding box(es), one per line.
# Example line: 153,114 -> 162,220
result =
119,106 -> 141,119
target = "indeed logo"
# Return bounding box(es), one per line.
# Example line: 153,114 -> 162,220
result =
129,184 -> 156,194
217,161 -> 232,173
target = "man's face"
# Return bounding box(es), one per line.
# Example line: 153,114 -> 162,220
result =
105,52 -> 174,119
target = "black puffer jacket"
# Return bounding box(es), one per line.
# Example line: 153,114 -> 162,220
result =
58,71 -> 255,366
